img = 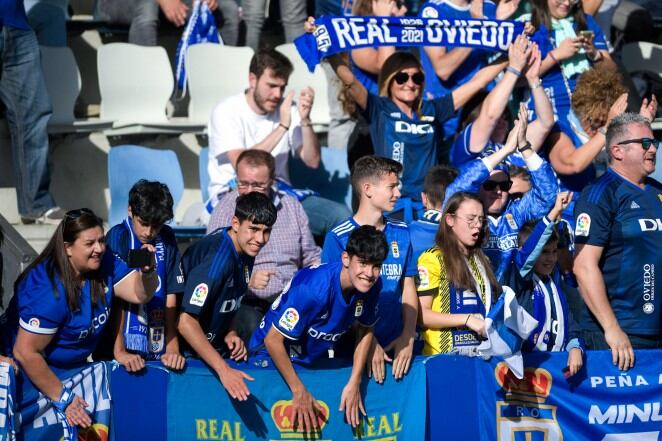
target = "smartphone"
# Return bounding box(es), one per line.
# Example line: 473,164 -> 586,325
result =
579,30 -> 594,40
127,248 -> 153,268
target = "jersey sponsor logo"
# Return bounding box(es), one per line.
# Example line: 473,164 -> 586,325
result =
638,218 -> 662,231
355,300 -> 364,317
630,201 -> 640,209
417,266 -> 430,289
575,213 -> 591,236
394,121 -> 434,134
505,213 -> 518,230
219,295 -> 243,314
382,263 -> 403,280
391,241 -> 400,258
420,6 -> 438,18
307,327 -> 346,341
392,141 -> 404,163
78,306 -> 111,339
28,318 -> 40,328
279,307 -> 300,331
642,264 -> 655,313
190,283 -> 209,307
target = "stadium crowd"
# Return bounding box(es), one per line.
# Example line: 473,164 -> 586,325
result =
1,0 -> 661,437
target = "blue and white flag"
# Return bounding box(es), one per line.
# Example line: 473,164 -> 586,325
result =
295,16 -> 524,72
0,362 -> 16,441
478,286 -> 538,379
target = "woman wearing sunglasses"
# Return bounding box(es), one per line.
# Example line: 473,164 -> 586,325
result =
1,209 -> 157,438
416,192 -> 502,355
305,16 -> 507,204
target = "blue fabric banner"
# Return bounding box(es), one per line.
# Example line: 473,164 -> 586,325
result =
167,359 -> 426,441
295,16 -> 524,72
427,350 -> 662,440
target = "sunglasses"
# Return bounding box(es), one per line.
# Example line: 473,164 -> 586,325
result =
482,180 -> 513,191
393,71 -> 424,86
65,207 -> 95,220
616,138 -> 660,151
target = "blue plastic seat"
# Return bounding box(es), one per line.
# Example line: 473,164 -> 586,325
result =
288,147 -> 352,209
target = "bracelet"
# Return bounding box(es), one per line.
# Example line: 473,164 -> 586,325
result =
464,314 -> 471,326
529,79 -> 542,90
52,386 -> 75,412
506,66 -> 522,78
597,126 -> 607,136
518,141 -> 532,152
278,123 -> 289,131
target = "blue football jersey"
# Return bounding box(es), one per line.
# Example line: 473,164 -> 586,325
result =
322,217 -> 416,345
450,123 -> 527,169
362,93 -> 455,199
4,253 -> 131,368
180,228 -> 254,350
248,262 -> 380,365
574,169 -> 662,335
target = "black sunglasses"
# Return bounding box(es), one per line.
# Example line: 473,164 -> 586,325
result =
393,71 -> 424,86
65,207 -> 95,220
616,138 -> 660,151
482,180 -> 513,191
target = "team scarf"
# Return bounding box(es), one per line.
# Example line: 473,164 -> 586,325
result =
529,274 -> 568,352
295,15 -> 525,72
0,362 -> 16,441
122,218 -> 167,358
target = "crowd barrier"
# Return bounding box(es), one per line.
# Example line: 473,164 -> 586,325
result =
19,350 -> 662,440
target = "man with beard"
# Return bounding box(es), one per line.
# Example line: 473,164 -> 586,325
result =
207,48 -> 351,238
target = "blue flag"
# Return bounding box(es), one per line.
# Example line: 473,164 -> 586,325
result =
295,16 -> 525,72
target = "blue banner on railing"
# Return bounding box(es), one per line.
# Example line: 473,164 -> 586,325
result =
427,350 -> 662,441
167,360 -> 426,441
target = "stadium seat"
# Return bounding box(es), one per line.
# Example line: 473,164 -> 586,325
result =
621,41 -> 662,131
288,146 -> 352,208
186,44 -> 254,125
275,43 -> 331,131
40,46 -> 114,134
199,147 -> 210,203
98,43 -> 205,135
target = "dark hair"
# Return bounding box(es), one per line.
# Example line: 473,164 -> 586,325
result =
518,219 -> 560,248
531,0 -> 587,34
234,191 -> 277,227
423,165 -> 459,208
378,52 -> 424,112
249,48 -> 293,80
345,225 -> 388,264
15,209 -> 106,311
128,179 -> 174,226
508,165 -> 530,182
236,149 -> 276,179
436,192 -> 500,293
351,155 -> 403,192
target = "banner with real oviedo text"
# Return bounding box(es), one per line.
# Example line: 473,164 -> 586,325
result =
167,360 -> 426,441
427,350 -> 662,441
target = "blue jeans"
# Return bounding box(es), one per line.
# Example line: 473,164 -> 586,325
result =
301,195 -> 351,239
0,26 -> 55,218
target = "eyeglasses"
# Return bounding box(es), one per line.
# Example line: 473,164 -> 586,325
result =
65,208 -> 95,220
482,180 -> 513,191
236,180 -> 271,191
393,71 -> 424,86
615,138 -> 660,151
452,214 -> 485,228
554,0 -> 579,6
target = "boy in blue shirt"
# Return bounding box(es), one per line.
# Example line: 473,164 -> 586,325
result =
249,225 -> 388,431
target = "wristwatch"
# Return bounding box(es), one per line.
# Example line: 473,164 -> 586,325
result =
518,141 -> 532,153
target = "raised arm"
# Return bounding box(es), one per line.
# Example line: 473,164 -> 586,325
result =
524,44 -> 555,150
451,57 -> 509,110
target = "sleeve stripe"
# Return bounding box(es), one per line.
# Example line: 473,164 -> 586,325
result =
19,318 -> 58,335
272,324 -> 299,341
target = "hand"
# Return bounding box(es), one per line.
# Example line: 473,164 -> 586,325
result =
116,350 -> 145,373
217,366 -> 253,400
466,314 -> 486,338
579,33 -> 596,58
508,33 -> 531,72
140,243 -> 157,273
384,334 -> 414,380
339,381 -> 366,428
372,0 -> 395,16
566,348 -> 583,376
392,0 -> 407,17
292,386 -> 321,432
161,351 -> 186,371
524,42 -> 542,83
249,270 -> 275,290
504,118 -> 521,154
496,0 -> 520,20
279,91 -> 295,129
159,0 -> 189,27
639,95 -> 658,122
304,16 -> 316,33
367,341 -> 389,384
298,87 -> 315,122
470,0 -> 484,19
516,102 -> 529,147
65,395 -> 92,428
552,38 -> 580,61
604,326 -> 634,371
548,191 -> 573,221
203,0 -> 218,11
606,93 -> 628,126
523,22 -> 535,36
224,331 -> 247,361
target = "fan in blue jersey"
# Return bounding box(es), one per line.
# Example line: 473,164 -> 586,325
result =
305,17 -> 508,202
321,156 -> 416,383
105,180 -> 185,373
478,104 -> 558,281
573,113 -> 662,371
249,225 -> 388,431
450,35 -> 554,170
178,192 -> 276,401
2,209 -> 157,435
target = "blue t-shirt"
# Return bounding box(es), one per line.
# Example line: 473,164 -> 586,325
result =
450,122 -> 527,169
574,169 -> 662,335
180,228 -> 254,350
0,0 -> 30,30
362,93 -> 455,199
4,253 -> 131,368
321,217 -> 417,345
249,262 -> 380,365
409,209 -> 441,263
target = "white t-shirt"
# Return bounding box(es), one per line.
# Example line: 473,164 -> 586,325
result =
207,92 -> 303,202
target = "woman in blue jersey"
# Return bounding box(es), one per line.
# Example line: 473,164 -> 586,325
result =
3,209 -> 157,437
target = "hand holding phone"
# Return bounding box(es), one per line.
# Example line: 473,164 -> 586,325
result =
127,248 -> 154,269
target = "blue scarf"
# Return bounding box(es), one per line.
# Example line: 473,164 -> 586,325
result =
122,218 -> 167,359
295,16 -> 524,72
0,362 -> 16,440
527,272 -> 569,352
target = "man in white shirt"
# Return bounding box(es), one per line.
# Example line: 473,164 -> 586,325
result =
207,48 -> 351,238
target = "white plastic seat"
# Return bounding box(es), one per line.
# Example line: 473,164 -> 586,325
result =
621,42 -> 662,134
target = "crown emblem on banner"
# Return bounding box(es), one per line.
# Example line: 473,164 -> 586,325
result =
494,362 -> 552,402
271,399 -> 330,437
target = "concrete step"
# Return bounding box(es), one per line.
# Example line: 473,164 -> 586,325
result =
12,224 -> 58,254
